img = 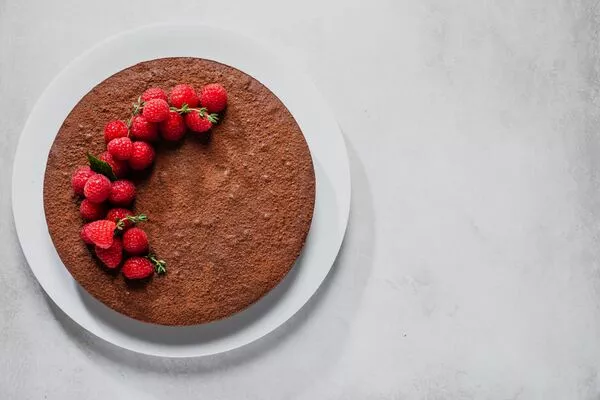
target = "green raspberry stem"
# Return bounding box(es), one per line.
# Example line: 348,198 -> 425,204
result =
126,96 -> 144,130
170,104 -> 219,123
115,213 -> 148,231
147,253 -> 167,274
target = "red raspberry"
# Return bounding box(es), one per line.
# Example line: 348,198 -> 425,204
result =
185,111 -> 212,133
122,227 -> 149,255
107,137 -> 133,161
109,180 -> 136,206
159,111 -> 186,141
71,166 -> 95,196
95,237 -> 123,269
169,84 -> 199,108
104,120 -> 128,143
80,199 -> 107,221
142,98 -> 170,123
106,208 -> 133,229
80,224 -> 94,245
130,115 -> 159,142
83,219 -> 116,249
122,257 -> 154,280
83,174 -> 111,203
129,142 -> 155,170
99,151 -> 129,178
200,83 -> 228,113
141,87 -> 168,103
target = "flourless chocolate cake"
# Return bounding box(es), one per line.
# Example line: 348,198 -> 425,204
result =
43,58 -> 315,325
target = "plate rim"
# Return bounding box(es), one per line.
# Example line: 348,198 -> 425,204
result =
12,23 -> 351,357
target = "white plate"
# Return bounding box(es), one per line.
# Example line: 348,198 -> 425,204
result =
12,24 -> 350,357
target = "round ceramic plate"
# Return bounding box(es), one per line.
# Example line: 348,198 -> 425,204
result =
12,24 -> 350,357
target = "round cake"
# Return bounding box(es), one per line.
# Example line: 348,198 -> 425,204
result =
43,57 -> 315,325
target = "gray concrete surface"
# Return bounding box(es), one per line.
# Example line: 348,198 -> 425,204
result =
2,0 -> 600,398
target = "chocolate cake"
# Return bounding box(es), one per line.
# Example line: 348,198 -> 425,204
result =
43,58 -> 315,325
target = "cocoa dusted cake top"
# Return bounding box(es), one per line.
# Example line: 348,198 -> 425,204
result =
43,57 -> 315,325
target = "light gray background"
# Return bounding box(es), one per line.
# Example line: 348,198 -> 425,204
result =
2,0 -> 600,398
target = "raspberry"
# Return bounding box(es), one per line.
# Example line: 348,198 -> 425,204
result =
99,151 -> 129,178
95,237 -> 123,269
80,224 -> 94,245
104,120 -> 128,143
185,111 -> 212,133
129,141 -> 155,170
159,111 -> 186,141
122,257 -> 154,280
169,84 -> 198,108
141,87 -> 168,103
130,115 -> 159,142
71,166 -> 95,196
123,227 -> 149,255
200,83 -> 228,113
142,98 -> 170,123
83,174 -> 111,203
109,180 -> 136,206
107,137 -> 133,161
80,199 -> 107,221
83,219 -> 116,249
106,208 -> 133,229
